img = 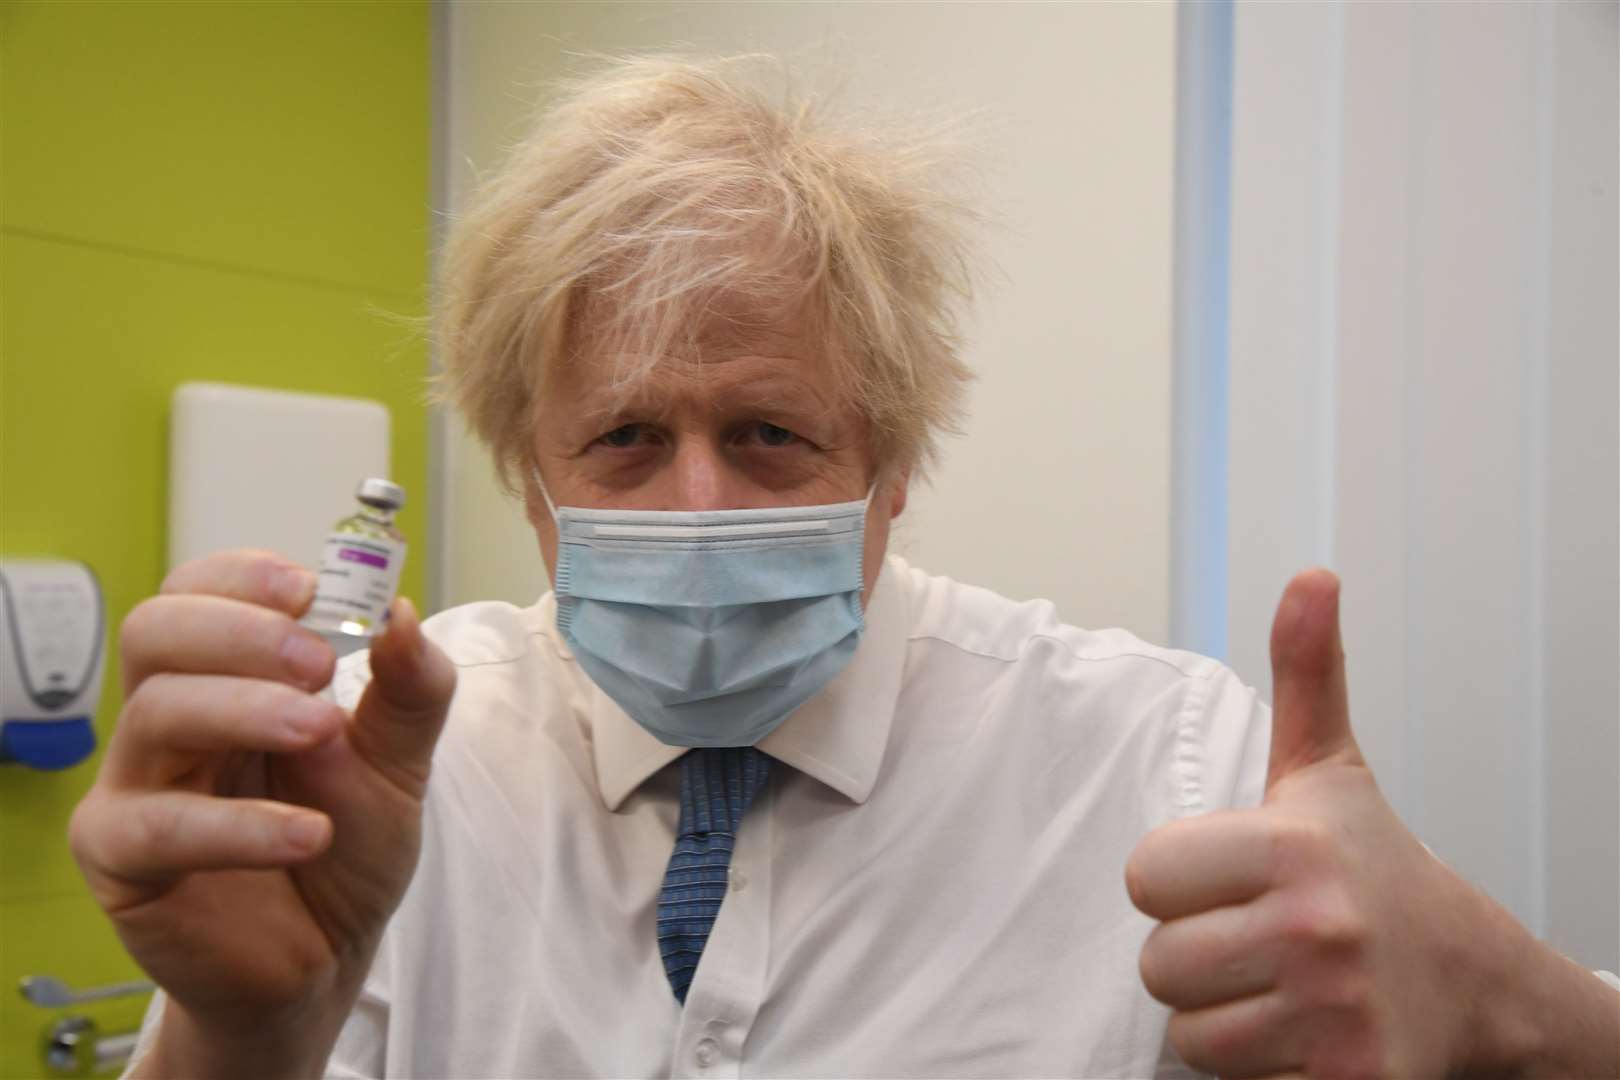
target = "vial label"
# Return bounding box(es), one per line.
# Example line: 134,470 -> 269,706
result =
306,532 -> 406,636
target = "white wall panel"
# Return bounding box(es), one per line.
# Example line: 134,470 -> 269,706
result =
1226,3 -> 1342,702
1227,0 -> 1617,971
1540,0 -> 1620,979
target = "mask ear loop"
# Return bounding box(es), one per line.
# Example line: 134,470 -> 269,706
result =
532,465 -> 559,522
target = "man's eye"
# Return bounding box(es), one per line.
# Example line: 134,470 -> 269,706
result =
596,423 -> 649,449
749,422 -> 800,448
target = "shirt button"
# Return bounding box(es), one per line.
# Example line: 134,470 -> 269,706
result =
695,1037 -> 718,1066
729,867 -> 747,892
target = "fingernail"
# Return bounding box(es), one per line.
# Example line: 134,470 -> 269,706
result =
281,632 -> 331,682
284,698 -> 335,741
284,813 -> 330,854
275,566 -> 316,611
392,597 -> 423,653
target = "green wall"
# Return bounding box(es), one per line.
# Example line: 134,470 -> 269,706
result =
0,3 -> 431,1075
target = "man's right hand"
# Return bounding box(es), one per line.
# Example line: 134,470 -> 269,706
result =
69,549 -> 457,1077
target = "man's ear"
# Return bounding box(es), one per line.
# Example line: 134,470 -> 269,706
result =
888,466 -> 911,519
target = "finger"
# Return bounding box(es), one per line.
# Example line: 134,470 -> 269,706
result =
1140,899 -> 1277,1010
1266,568 -> 1359,795
1165,992 -> 1303,1078
71,789 -> 331,896
1125,811 -> 1274,920
120,593 -> 335,696
160,548 -> 316,616
108,674 -> 346,784
348,598 -> 457,799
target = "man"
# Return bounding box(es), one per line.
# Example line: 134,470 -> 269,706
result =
74,54 -> 1617,1077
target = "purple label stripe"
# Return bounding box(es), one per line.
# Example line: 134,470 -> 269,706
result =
339,547 -> 389,569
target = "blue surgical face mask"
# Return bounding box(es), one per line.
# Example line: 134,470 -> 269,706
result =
536,472 -> 871,747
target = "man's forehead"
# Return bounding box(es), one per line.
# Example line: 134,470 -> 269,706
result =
543,279 -> 856,419
561,355 -> 840,421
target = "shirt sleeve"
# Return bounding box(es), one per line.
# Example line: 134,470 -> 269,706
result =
327,975 -> 389,1079
1184,665 -> 1271,816
1152,669 -> 1270,1079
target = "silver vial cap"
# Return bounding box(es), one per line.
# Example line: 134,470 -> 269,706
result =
356,477 -> 406,511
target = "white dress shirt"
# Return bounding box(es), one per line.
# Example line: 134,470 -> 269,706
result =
329,555 -> 1270,1078
132,555 -> 1272,1078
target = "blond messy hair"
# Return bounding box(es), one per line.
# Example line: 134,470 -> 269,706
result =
434,52 -> 982,493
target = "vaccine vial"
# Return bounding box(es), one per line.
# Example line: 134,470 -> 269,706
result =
301,478 -> 407,641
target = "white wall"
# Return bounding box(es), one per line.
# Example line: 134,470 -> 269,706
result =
436,1 -> 1177,644
1225,0 -> 1618,971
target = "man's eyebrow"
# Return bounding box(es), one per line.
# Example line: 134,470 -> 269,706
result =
573,375 -> 841,425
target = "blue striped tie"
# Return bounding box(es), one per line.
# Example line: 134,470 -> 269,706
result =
657,747 -> 772,1003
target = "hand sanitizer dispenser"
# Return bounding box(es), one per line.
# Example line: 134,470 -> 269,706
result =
0,560 -> 105,770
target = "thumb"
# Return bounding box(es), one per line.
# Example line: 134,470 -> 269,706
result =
351,597 -> 457,793
1266,567 -> 1359,794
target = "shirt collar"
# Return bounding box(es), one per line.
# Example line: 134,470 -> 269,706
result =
532,556 -> 909,811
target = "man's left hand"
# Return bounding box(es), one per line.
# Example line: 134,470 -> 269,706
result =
1124,568 -> 1616,1078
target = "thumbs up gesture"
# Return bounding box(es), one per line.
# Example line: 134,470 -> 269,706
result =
1124,569 -> 1617,1078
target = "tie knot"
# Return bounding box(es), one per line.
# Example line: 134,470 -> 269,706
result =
679,747 -> 772,836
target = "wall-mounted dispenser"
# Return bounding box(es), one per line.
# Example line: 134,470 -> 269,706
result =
0,560 -> 105,770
